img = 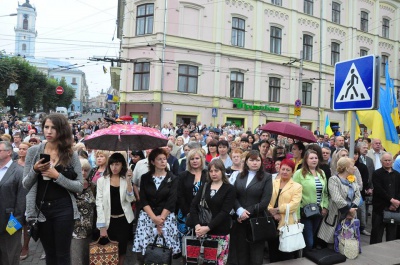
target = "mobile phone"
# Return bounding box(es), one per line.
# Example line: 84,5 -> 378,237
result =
40,154 -> 51,163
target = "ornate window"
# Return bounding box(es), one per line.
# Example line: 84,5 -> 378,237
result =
136,4 -> 154,35
133,62 -> 150,90
231,18 -> 245,47
178,65 -> 198,93
230,72 -> 244,98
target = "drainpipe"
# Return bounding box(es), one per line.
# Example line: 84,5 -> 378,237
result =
160,0 -> 167,125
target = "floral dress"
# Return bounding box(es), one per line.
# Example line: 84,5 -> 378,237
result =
73,187 -> 95,239
132,176 -> 181,255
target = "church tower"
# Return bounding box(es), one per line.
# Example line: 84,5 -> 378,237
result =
14,0 -> 37,57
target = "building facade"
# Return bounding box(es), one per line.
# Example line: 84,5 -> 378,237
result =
119,0 -> 400,130
14,0 -> 37,58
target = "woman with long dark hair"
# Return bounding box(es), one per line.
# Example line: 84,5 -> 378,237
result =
229,150 -> 273,265
293,150 -> 329,251
96,153 -> 135,265
23,114 -> 83,264
190,159 -> 236,264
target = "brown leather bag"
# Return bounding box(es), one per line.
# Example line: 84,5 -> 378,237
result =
89,237 -> 119,265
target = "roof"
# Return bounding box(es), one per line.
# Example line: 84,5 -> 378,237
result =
21,0 -> 33,9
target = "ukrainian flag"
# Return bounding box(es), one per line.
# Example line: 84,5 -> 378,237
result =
6,213 -> 22,235
324,114 -> 333,137
357,63 -> 399,154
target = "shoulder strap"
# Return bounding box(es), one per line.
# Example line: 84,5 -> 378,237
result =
36,181 -> 49,219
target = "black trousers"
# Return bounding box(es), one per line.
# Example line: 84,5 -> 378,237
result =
39,196 -> 74,265
370,212 -> 398,244
228,221 -> 264,265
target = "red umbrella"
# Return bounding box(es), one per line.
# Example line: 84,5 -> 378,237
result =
119,115 -> 133,121
260,122 -> 317,143
85,124 -> 168,151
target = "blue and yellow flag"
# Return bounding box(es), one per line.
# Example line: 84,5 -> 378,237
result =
6,213 -> 22,235
324,114 -> 333,137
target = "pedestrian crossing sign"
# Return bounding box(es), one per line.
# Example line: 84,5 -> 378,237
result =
333,55 -> 378,111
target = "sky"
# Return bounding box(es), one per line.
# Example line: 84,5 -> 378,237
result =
0,0 -> 120,97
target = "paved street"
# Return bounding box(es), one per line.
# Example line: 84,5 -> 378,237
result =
21,213 -> 373,265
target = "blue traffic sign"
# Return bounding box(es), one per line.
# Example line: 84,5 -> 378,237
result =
212,108 -> 218,117
333,55 -> 377,111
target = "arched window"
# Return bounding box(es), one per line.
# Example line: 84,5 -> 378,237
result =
22,44 -> 27,51
23,18 -> 28,30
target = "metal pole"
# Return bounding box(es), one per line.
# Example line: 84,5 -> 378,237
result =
317,0 -> 323,129
160,0 -> 167,126
296,51 -> 303,125
349,111 -> 356,159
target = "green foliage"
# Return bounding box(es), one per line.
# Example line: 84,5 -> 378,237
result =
0,53 -> 76,113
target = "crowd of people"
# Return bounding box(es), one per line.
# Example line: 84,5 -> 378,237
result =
0,114 -> 400,265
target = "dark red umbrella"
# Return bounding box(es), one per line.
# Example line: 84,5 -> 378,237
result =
119,115 -> 133,121
85,124 -> 168,151
260,122 -> 317,143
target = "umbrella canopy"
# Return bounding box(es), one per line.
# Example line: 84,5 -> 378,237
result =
260,122 -> 317,143
119,115 -> 133,121
85,124 -> 168,151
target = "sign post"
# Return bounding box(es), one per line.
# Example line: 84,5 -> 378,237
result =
333,55 -> 380,158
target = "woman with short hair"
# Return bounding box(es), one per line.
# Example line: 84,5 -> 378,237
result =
318,157 -> 361,244
133,148 -> 180,260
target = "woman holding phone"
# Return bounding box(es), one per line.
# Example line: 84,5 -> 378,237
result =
23,114 -> 83,265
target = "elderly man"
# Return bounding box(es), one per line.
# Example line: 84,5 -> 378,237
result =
0,141 -> 26,265
367,138 -> 385,170
370,153 -> 400,244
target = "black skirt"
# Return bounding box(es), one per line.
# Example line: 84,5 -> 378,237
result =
104,216 -> 130,255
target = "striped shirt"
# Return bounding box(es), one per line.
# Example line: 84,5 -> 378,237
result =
315,176 -> 323,205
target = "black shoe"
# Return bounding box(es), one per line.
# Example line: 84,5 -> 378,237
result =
173,252 -> 182,259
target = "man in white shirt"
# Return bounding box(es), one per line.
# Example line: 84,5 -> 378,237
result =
367,138 -> 384,170
182,128 -> 190,144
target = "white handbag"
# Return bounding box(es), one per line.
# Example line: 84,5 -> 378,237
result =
278,204 -> 306,252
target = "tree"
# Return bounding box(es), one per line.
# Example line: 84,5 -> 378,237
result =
0,52 -> 75,113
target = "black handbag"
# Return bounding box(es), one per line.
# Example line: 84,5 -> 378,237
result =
302,203 -> 321,218
198,183 -> 212,225
246,204 -> 277,243
28,181 -> 49,242
383,210 -> 400,225
144,234 -> 172,265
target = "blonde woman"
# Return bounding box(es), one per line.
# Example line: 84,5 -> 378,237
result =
318,157 -> 361,244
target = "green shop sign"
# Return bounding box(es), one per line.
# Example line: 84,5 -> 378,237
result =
233,99 -> 280,112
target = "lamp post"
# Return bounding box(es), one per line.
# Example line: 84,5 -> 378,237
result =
0,13 -> 17,17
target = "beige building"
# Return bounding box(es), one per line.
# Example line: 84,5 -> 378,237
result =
118,0 -> 400,130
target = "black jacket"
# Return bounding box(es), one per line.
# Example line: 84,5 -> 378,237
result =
190,182 -> 236,235
139,171 -> 178,215
372,167 -> 400,214
234,171 -> 273,217
178,169 -> 208,215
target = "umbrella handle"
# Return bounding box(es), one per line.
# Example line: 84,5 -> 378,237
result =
118,129 -> 125,141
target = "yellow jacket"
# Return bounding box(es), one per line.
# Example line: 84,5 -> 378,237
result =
268,178 -> 303,229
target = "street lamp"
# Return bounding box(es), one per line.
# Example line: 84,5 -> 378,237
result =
0,13 -> 17,17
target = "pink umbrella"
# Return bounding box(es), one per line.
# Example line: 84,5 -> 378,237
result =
260,122 -> 317,143
85,124 -> 168,151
